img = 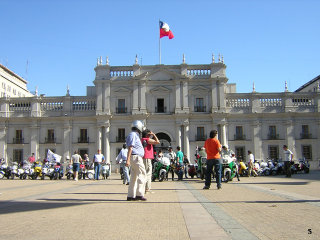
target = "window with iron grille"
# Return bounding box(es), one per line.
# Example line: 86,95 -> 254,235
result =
302,145 -> 312,160
117,128 -> 126,142
117,99 -> 126,113
235,146 -> 245,162
13,149 -> 23,163
195,98 -> 205,112
196,127 -> 206,141
268,145 -> 279,159
79,129 -> 88,143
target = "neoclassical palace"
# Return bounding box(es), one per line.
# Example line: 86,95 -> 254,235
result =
1,57 -> 319,169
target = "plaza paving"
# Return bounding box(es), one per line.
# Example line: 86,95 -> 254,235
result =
0,171 -> 320,240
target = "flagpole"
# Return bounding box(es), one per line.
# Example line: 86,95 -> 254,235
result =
159,20 -> 161,64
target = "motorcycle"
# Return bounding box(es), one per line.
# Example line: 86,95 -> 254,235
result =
152,156 -> 170,182
222,156 -> 238,182
10,162 -> 19,179
66,164 -> 74,180
0,161 -> 12,179
238,161 -> 248,177
270,160 -> 284,176
53,162 -> 63,180
32,161 -> 42,180
41,161 -> 54,180
187,163 -> 198,178
292,158 -> 310,174
101,163 -> 111,180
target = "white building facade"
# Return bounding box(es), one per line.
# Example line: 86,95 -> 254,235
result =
1,58 -> 319,170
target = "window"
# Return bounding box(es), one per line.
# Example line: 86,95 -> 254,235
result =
117,99 -> 126,113
46,129 -> 55,143
13,149 -> 23,163
78,129 -> 89,143
268,145 -> 279,159
14,130 -> 23,144
2,82 -> 5,89
302,145 -> 312,160
196,127 -> 206,141
301,125 -> 311,139
195,98 -> 206,112
235,147 -> 245,162
235,126 -> 245,140
156,98 -> 165,113
268,126 -> 278,140
117,128 -> 126,142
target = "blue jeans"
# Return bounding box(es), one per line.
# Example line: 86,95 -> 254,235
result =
94,163 -> 101,180
205,159 -> 222,188
120,162 -> 130,184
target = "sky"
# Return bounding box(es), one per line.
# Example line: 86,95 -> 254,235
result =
1,0 -> 319,97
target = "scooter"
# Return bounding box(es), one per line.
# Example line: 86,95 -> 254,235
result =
66,164 -> 74,180
222,156 -> 238,182
152,156 -> 170,182
31,161 -> 42,180
292,158 -> 310,174
41,161 -> 54,180
10,162 -> 19,179
53,162 -> 63,180
101,163 -> 111,179
0,159 -> 10,179
188,163 -> 198,178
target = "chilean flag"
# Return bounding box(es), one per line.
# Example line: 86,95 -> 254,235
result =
159,21 -> 174,39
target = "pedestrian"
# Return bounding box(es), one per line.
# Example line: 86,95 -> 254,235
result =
116,144 -> 130,185
183,157 -> 190,178
126,120 -> 147,201
71,150 -> 82,181
167,147 -> 176,180
203,130 -> 222,190
283,145 -> 294,177
231,153 -> 240,181
28,153 -> 35,164
176,146 -> 184,181
142,129 -> 160,193
247,151 -> 258,177
93,149 -> 105,180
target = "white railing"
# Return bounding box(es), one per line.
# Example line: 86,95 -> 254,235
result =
41,99 -> 63,111
187,69 -> 211,76
292,97 -> 314,106
260,98 -> 282,107
110,70 -> 133,77
226,97 -> 250,108
9,100 -> 31,112
72,97 -> 96,111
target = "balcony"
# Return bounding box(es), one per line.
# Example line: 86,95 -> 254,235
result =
116,136 -> 126,142
300,133 -> 312,139
45,137 -> 56,144
234,134 -> 246,140
155,106 -> 167,113
267,134 -> 280,140
116,107 -> 127,114
195,134 -> 207,141
78,137 -> 89,143
12,138 -> 24,144
194,106 -> 206,112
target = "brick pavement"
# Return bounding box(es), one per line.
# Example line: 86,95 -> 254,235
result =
0,171 -> 319,240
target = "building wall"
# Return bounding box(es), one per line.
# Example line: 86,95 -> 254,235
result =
1,61 -> 320,170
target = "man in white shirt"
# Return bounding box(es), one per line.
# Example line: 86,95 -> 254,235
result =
247,150 -> 257,177
71,151 -> 82,181
116,144 -> 129,185
283,145 -> 294,177
93,149 -> 105,180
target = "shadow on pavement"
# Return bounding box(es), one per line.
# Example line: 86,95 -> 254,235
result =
0,200 -> 88,215
232,181 -> 309,186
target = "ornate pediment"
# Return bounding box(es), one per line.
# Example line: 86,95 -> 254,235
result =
134,67 -> 187,81
150,86 -> 171,93
113,87 -> 131,93
189,85 -> 210,94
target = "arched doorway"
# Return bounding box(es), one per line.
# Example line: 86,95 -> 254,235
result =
154,132 -> 171,153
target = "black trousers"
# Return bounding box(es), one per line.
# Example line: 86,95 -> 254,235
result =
284,161 -> 292,177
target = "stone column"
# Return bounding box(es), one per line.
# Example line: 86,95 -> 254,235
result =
0,124 -> 7,160
96,126 -> 102,151
218,79 -> 226,111
30,121 -> 40,160
104,121 -> 111,164
211,80 -> 218,112
104,81 -> 111,114
252,120 -> 262,161
132,81 -> 139,113
63,120 -> 72,160
182,81 -> 189,111
285,119 -> 295,158
220,121 -> 227,146
175,122 -> 182,148
175,81 -> 181,111
140,81 -> 147,112
184,121 -> 190,160
95,81 -> 103,114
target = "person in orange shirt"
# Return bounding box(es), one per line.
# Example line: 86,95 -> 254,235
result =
203,130 -> 222,190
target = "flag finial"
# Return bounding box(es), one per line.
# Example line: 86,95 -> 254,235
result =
212,53 -> 215,63
182,54 -> 186,64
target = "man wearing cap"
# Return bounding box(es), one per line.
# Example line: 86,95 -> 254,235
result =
126,120 -> 147,201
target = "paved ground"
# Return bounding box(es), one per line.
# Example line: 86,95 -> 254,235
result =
0,171 -> 320,240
